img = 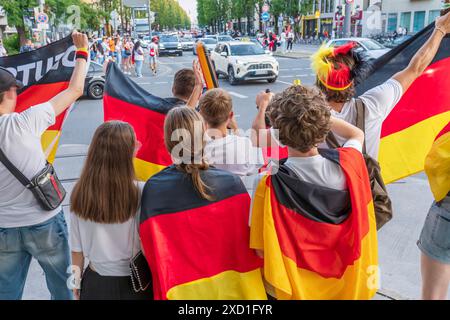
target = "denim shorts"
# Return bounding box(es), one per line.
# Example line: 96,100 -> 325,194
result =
417,196 -> 450,264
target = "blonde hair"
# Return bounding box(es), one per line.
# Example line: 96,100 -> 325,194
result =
164,107 -> 213,201
199,88 -> 232,127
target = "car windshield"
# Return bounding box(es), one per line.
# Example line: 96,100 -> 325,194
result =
230,44 -> 265,56
181,38 -> 192,42
160,36 -> 178,42
360,39 -> 385,50
202,38 -> 217,44
218,36 -> 233,42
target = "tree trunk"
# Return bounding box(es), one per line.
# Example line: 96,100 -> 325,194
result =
17,26 -> 28,46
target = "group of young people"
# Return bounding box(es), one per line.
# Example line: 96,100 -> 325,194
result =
0,11 -> 449,300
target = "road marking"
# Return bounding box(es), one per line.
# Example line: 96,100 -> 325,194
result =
280,75 -> 295,78
295,74 -> 309,77
278,80 -> 295,85
228,91 -> 248,99
280,67 -> 310,71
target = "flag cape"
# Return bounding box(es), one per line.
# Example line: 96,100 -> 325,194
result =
0,36 -> 76,162
356,23 -> 450,184
424,122 -> 450,202
250,148 -> 378,300
140,166 -> 266,300
103,62 -> 184,181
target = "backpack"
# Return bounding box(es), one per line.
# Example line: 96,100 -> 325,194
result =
326,98 -> 393,230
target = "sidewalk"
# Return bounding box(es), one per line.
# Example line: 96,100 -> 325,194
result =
273,43 -> 320,59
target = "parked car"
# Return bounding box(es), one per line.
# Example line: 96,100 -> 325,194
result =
85,62 -> 105,99
326,37 -> 390,60
210,41 -> 279,85
384,35 -> 413,48
193,38 -> 218,55
158,34 -> 183,56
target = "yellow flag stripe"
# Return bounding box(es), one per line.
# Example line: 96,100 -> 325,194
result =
134,157 -> 167,182
166,269 -> 267,300
379,111 -> 450,184
425,130 -> 450,202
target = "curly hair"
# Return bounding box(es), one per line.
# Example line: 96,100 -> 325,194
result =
268,85 -> 331,153
316,53 -> 356,103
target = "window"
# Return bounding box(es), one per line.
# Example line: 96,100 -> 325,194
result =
428,10 -> 441,24
230,44 -> 265,56
387,13 -> 398,33
399,12 -> 411,33
413,11 -> 425,33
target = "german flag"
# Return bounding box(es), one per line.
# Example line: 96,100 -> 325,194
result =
103,63 -> 184,180
356,23 -> 450,184
250,148 -> 378,300
0,36 -> 76,162
425,122 -> 450,202
140,166 -> 267,300
196,41 -> 219,89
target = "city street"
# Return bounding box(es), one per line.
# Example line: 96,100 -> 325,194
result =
19,51 -> 448,300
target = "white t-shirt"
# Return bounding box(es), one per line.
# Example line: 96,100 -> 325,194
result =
328,79 -> 403,159
285,140 -> 362,191
134,47 -> 144,61
205,134 -> 264,176
149,43 -> 158,56
70,182 -> 145,277
0,45 -> 6,57
0,102 -> 61,228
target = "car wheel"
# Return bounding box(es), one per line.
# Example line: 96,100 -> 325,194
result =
228,66 -> 237,85
267,78 -> 277,84
87,81 -> 104,100
179,52 -> 183,57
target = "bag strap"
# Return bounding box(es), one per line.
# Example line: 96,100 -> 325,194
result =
325,131 -> 341,149
0,148 -> 32,188
355,98 -> 367,155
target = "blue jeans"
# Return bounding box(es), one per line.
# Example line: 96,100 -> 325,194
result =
0,211 -> 72,300
135,60 -> 143,77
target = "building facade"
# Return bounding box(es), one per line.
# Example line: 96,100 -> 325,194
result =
382,0 -> 442,34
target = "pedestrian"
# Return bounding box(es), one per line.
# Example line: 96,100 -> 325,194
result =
280,28 -> 287,54
70,121 -> 152,300
121,37 -> 132,75
0,39 -> 7,57
0,32 -> 88,300
250,85 -> 378,300
133,41 -> 145,78
287,29 -> 294,52
417,124 -> 450,300
139,107 -> 266,300
115,36 -> 122,68
199,89 -> 263,176
148,37 -> 159,75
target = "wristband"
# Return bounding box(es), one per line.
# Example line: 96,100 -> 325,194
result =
76,47 -> 88,53
75,50 -> 88,61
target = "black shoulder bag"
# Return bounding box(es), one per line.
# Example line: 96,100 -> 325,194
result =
0,148 -> 66,211
326,98 -> 393,229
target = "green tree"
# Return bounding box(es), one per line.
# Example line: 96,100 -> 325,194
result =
1,0 -> 38,45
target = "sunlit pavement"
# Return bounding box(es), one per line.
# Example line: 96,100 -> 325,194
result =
21,52 -> 447,300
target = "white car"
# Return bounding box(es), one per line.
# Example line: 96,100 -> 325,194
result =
193,38 -> 218,55
211,42 -> 279,85
326,38 -> 390,60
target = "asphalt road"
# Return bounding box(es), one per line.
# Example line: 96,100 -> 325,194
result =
22,51 -> 447,300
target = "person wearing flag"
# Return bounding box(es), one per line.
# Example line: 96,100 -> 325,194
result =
0,31 -> 88,300
139,107 -> 267,300
418,123 -> 450,300
250,85 -> 378,300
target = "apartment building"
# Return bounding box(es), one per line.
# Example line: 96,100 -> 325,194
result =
382,0 -> 443,34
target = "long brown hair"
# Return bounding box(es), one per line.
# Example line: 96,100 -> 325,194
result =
164,107 -> 213,201
71,121 -> 140,223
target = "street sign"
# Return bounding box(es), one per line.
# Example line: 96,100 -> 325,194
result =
261,12 -> 270,22
262,4 -> 270,12
36,12 -> 48,24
